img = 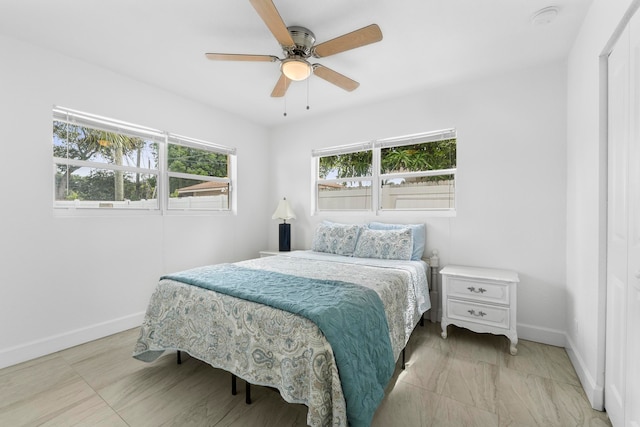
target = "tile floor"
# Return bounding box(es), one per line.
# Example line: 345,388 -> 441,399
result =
0,322 -> 611,426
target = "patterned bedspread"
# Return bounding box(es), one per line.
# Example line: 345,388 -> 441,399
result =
133,251 -> 430,427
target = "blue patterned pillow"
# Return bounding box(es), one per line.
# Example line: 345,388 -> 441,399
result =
311,223 -> 363,256
353,228 -> 414,260
368,222 -> 426,260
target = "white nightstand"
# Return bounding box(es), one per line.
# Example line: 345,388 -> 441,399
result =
440,265 -> 519,355
259,250 -> 288,257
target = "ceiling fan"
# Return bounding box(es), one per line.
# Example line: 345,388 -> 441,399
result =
205,0 -> 383,97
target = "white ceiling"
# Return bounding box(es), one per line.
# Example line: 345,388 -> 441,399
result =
0,0 -> 592,127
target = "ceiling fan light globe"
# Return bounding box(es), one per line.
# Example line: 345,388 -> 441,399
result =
281,59 -> 311,81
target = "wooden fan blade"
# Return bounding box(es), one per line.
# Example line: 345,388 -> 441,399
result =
313,24 -> 382,58
313,64 -> 359,92
205,53 -> 278,62
249,0 -> 295,48
271,74 -> 292,97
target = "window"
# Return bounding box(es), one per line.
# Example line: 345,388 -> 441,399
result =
53,108 -> 162,210
379,131 -> 456,211
166,135 -> 234,211
313,129 -> 456,213
315,142 -> 374,210
52,107 -> 236,212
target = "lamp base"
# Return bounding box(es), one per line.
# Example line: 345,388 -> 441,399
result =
279,223 -> 291,252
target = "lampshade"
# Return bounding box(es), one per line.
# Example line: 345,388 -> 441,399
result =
281,59 -> 311,81
272,198 -> 296,221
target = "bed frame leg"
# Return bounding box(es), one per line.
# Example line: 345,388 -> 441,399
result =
231,374 -> 237,395
176,350 -> 182,365
245,381 -> 252,404
402,348 -> 406,370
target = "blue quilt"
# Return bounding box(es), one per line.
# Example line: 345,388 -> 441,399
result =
163,263 -> 395,427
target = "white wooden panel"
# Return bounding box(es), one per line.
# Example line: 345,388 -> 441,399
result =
626,11 -> 640,427
608,40 -> 629,245
606,276 -> 627,421
606,22 -> 629,427
626,286 -> 640,427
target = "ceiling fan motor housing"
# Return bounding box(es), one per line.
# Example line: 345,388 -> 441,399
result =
287,26 -> 315,57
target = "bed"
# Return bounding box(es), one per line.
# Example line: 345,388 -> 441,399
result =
133,223 -> 431,427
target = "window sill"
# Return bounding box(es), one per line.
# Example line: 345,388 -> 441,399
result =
313,209 -> 456,218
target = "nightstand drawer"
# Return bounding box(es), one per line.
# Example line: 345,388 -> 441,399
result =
447,277 -> 509,305
447,299 -> 510,329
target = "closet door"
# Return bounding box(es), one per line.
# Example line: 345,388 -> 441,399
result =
626,13 -> 640,427
606,22 -> 629,427
607,11 -> 640,426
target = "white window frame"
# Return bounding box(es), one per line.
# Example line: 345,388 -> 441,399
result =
52,106 -> 236,215
165,134 -> 236,213
312,141 -> 375,213
312,129 -> 456,215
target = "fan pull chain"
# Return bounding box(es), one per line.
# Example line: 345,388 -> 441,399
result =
283,88 -> 287,117
306,78 -> 310,110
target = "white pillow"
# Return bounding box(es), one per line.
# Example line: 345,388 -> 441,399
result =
353,228 -> 413,260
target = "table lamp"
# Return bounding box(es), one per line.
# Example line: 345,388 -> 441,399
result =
272,197 -> 296,251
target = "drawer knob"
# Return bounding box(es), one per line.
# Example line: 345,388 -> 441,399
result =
467,309 -> 487,317
467,286 -> 487,294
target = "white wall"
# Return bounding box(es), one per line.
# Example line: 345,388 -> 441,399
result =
565,0 -> 636,410
0,35 -> 271,369
268,61 -> 568,345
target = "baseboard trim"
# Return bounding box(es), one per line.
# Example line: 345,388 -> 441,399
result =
517,322 -> 567,347
0,312 -> 145,370
564,334 -> 604,410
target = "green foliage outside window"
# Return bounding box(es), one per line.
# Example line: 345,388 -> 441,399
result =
53,123 -> 229,202
319,139 -> 456,182
53,122 -> 156,202
381,139 -> 456,175
167,144 -> 228,194
318,151 -> 372,179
